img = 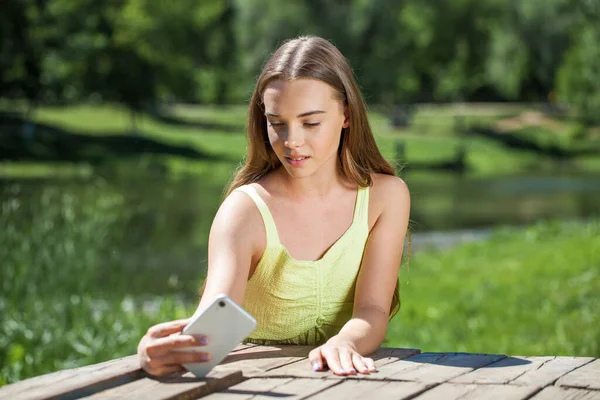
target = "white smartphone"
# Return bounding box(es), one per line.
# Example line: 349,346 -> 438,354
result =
178,294 -> 257,377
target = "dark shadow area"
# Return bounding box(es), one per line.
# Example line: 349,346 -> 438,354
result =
402,352 -> 531,368
149,111 -> 245,134
0,112 -> 233,164
468,126 -> 600,160
402,158 -> 467,173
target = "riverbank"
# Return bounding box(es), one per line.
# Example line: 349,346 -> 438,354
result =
2,102 -> 600,177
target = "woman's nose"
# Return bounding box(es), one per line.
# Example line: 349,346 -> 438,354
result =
284,126 -> 304,148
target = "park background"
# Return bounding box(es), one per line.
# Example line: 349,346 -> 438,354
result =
1,0 -> 599,385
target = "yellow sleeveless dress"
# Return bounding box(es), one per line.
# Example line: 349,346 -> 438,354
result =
234,184 -> 370,345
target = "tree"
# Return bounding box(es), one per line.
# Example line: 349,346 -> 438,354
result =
0,1 -> 44,106
484,0 -> 576,100
556,0 -> 600,123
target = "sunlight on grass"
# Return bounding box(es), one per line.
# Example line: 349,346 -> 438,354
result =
388,219 -> 600,357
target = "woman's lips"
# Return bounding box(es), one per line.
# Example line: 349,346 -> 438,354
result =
285,156 -> 310,167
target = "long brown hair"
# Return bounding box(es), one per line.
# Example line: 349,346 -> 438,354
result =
225,35 -> 404,319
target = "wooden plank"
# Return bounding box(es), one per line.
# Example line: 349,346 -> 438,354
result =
384,352 -> 506,383
451,356 -> 594,387
530,386 -> 600,400
84,368 -> 243,400
556,359 -> 600,390
214,345 -> 314,378
231,343 -> 259,352
363,381 -> 433,400
0,344 -> 260,400
203,378 -> 340,400
513,357 -> 595,387
0,356 -> 138,399
85,345 -> 312,399
307,380 -> 431,400
256,347 -> 421,379
248,378 -> 338,400
356,352 -> 448,381
412,383 -> 540,400
0,355 -> 143,400
201,378 -> 294,399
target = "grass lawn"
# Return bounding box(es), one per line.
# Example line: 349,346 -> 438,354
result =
387,218 -> 600,357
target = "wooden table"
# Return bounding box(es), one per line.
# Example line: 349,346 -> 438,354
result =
1,345 -> 598,400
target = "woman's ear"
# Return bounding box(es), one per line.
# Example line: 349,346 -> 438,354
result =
342,105 -> 350,129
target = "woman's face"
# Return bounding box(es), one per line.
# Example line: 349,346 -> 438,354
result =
262,78 -> 349,179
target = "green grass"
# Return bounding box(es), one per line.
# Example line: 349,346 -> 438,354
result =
0,182 -> 203,385
387,219 -> 600,357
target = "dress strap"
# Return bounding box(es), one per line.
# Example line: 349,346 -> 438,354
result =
352,186 -> 370,228
234,185 -> 281,246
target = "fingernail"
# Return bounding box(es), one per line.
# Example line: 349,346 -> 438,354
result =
312,363 -> 320,371
199,337 -> 207,345
349,368 -> 356,374
201,353 -> 209,361
339,369 -> 346,374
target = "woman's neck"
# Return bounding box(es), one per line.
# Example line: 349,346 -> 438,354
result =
274,161 -> 353,202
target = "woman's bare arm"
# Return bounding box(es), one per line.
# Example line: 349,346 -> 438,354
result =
138,190 -> 263,376
198,190 -> 264,310
338,175 -> 410,352
309,174 -> 410,375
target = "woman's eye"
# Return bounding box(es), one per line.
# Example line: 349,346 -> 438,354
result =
269,122 -> 283,127
304,122 -> 320,127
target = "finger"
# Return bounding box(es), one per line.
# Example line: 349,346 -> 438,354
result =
352,353 -> 370,374
159,350 -> 211,366
321,348 -> 345,375
363,357 -> 377,372
146,334 -> 207,357
308,347 -> 325,371
147,319 -> 191,338
338,349 -> 356,375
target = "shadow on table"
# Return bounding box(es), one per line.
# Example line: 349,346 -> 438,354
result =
402,352 -> 531,368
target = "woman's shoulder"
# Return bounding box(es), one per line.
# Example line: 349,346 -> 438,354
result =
214,185 -> 264,234
369,173 -> 410,199
368,173 -> 410,218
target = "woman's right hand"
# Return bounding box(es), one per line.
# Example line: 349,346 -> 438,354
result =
137,319 -> 211,377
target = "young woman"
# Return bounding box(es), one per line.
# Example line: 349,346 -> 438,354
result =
137,35 -> 410,377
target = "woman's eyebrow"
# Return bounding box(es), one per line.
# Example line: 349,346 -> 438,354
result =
265,110 -> 326,118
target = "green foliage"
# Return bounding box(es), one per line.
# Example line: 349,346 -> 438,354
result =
2,0 -> 597,107
557,20 -> 600,123
484,0 -> 576,100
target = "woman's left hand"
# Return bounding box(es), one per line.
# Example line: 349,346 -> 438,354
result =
308,337 -> 377,376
